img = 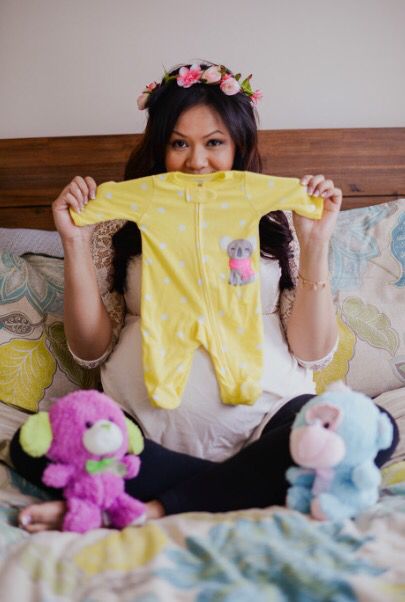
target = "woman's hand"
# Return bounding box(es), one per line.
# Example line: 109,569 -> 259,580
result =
287,174 -> 341,360
52,176 -> 97,242
293,174 -> 343,251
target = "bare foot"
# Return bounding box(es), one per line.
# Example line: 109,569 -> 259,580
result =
145,500 -> 165,520
18,499 -> 165,533
18,501 -> 66,533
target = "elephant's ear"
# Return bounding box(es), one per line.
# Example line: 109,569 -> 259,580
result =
377,412 -> 394,451
20,412 -> 53,457
125,419 -> 144,455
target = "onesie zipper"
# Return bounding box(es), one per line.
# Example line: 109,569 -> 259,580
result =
195,203 -> 230,377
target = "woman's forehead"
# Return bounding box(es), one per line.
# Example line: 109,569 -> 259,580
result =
172,105 -> 230,136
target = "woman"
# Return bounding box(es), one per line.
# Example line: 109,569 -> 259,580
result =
11,62 -> 398,532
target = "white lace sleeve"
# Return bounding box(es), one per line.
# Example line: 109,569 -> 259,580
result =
278,212 -> 338,370
295,337 -> 339,371
68,221 -> 126,369
67,340 -> 114,369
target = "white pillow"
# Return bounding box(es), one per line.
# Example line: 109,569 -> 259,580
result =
0,228 -> 63,258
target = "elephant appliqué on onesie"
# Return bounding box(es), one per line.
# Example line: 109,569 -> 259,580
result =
71,170 -> 323,410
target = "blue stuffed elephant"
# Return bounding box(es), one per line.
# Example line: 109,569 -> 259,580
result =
286,382 -> 394,521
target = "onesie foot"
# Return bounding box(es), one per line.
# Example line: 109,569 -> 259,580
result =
221,379 -> 262,405
150,386 -> 181,409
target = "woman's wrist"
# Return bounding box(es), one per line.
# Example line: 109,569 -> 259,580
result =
298,251 -> 330,282
62,234 -> 92,254
297,273 -> 330,291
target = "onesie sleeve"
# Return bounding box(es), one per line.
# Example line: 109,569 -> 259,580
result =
69,176 -> 154,227
245,171 -> 323,219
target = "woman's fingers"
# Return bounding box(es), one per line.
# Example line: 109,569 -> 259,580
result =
301,174 -> 342,201
324,187 -> 343,210
84,176 -> 97,200
300,174 -> 313,187
317,179 -> 334,196
59,176 -> 97,213
70,181 -> 86,207
73,175 -> 90,200
307,174 -> 326,195
65,191 -> 83,214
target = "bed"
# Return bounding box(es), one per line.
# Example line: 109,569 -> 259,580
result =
0,127 -> 405,601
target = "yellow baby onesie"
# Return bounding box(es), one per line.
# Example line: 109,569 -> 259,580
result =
71,171 -> 323,409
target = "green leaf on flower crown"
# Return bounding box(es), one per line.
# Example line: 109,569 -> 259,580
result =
46,321 -> 100,389
241,77 -> 253,95
342,297 -> 399,356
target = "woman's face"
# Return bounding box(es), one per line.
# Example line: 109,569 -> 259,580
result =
165,104 -> 236,174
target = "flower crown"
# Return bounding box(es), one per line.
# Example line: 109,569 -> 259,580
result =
137,63 -> 263,110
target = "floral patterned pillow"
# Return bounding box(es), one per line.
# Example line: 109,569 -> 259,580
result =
315,198 -> 405,397
0,251 -> 99,413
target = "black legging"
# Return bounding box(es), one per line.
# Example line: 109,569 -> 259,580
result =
10,394 -> 399,515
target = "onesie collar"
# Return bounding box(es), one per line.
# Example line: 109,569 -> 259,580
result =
164,171 -> 236,203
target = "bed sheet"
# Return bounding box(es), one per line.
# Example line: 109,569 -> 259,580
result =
0,462 -> 404,601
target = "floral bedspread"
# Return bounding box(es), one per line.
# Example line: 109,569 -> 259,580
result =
0,462 -> 404,602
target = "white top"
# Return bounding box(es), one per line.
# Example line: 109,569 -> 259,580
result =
98,256 -> 333,461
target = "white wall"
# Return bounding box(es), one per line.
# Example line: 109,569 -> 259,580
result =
1,0 -> 404,138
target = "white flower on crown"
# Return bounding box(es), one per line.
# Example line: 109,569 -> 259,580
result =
202,65 -> 222,83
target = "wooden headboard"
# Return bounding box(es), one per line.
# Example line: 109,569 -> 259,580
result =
1,127 -> 404,230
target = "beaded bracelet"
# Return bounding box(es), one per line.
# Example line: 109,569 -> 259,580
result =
298,273 -> 329,291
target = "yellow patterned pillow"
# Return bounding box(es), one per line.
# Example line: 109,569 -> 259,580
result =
315,198 -> 405,397
0,252 -> 99,412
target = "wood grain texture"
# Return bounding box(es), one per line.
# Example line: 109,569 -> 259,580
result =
1,128 -> 404,230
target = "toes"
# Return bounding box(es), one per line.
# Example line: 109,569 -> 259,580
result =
18,508 -> 33,529
18,501 -> 66,532
25,522 -> 52,534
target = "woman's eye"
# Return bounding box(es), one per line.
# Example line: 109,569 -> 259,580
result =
171,140 -> 187,149
207,139 -> 223,147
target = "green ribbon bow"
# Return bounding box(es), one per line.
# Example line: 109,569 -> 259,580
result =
86,458 -> 116,475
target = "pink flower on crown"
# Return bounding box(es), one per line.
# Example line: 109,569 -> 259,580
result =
177,64 -> 202,88
137,92 -> 149,110
202,65 -> 222,83
251,89 -> 263,104
220,74 -> 241,96
145,81 -> 158,92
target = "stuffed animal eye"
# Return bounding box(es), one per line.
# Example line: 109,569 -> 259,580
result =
85,421 -> 93,429
324,422 -> 330,429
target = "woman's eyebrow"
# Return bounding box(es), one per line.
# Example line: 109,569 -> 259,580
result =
171,129 -> 225,138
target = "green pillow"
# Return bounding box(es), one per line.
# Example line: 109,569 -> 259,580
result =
0,252 -> 99,412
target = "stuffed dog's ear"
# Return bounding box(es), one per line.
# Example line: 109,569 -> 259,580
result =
20,412 -> 53,457
125,419 -> 144,455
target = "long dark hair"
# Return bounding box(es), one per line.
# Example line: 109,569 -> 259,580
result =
112,63 -> 294,293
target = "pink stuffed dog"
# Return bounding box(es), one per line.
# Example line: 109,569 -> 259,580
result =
20,390 -> 146,533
